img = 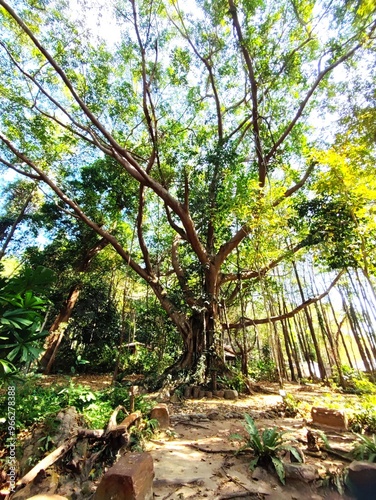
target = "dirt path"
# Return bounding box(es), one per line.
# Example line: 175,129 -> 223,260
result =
146,386 -> 356,500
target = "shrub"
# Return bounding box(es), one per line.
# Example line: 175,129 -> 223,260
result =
339,366 -> 376,395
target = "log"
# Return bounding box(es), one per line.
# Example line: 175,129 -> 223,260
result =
105,405 -> 128,434
119,411 -> 141,429
77,428 -> 105,439
16,436 -> 78,488
16,406 -> 138,492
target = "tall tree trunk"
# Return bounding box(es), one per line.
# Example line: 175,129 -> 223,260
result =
339,286 -> 372,372
39,237 -> 109,373
327,295 -> 353,368
282,298 -> 302,379
0,188 -> 35,261
293,262 -> 327,381
39,286 -> 81,373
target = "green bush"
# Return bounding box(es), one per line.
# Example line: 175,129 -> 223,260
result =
0,266 -> 54,381
217,372 -> 247,393
248,346 -> 278,382
118,345 -> 172,378
338,366 -> 376,395
349,397 -> 376,434
0,377 -> 151,440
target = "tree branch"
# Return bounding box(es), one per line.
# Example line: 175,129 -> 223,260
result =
265,20 -> 376,164
219,242 -> 305,284
272,162 -> 316,207
228,0 -> 266,185
226,270 -> 344,329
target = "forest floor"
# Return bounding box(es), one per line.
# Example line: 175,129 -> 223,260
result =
146,383 -> 356,500
9,375 -> 360,499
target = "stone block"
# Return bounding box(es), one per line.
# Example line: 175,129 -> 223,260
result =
213,390 -> 225,398
192,386 -> 200,398
311,406 -> 347,430
184,386 -> 192,398
94,452 -> 154,500
346,460 -> 376,500
198,389 -> 206,399
224,389 -> 239,400
150,403 -> 170,429
205,391 -> 213,398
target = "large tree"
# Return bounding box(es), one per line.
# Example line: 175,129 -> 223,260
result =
0,0 -> 375,376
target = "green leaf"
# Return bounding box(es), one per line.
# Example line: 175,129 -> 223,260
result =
271,455 -> 285,484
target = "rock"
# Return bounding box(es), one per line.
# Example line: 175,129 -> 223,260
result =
54,407 -> 81,442
284,463 -> 317,483
307,429 -> 320,451
252,466 -> 270,481
213,390 -> 224,398
150,403 -> 170,429
94,452 -> 154,500
198,390 -> 206,399
205,391 -> 213,398
346,460 -> 376,500
311,406 -> 347,430
224,389 -> 238,400
207,411 -> 219,420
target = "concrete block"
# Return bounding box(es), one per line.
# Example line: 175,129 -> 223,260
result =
311,406 -> 347,430
94,453 -> 154,500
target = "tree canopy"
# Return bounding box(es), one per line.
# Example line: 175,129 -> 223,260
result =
0,0 -> 375,377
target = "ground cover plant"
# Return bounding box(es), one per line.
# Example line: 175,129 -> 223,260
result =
232,413 -> 302,484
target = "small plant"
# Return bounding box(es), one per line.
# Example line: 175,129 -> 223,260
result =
351,433 -> 376,462
232,414 -> 302,484
128,418 -> 159,451
322,466 -> 346,495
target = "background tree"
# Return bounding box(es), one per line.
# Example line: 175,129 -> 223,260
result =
0,0 -> 375,379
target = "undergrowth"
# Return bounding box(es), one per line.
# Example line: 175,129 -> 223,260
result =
0,377 -> 154,449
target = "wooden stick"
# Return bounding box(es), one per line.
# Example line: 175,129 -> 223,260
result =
16,436 -> 78,488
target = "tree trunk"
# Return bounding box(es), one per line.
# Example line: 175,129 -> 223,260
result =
293,262 -> 327,381
39,237 -> 109,373
0,188 -> 35,261
39,285 -> 81,373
